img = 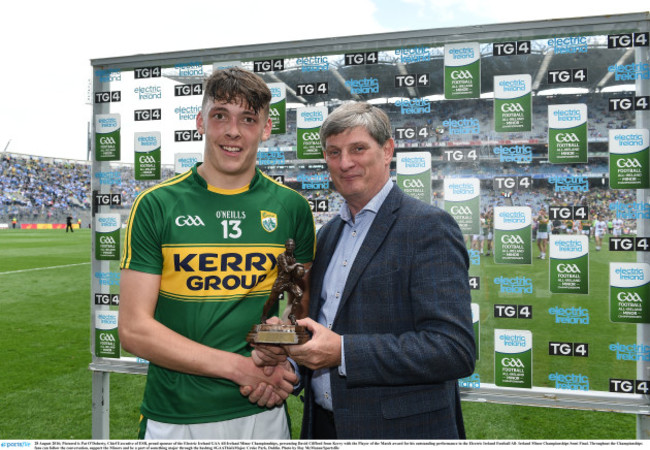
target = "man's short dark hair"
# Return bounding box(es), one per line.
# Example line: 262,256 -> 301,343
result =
202,67 -> 271,116
320,102 -> 392,148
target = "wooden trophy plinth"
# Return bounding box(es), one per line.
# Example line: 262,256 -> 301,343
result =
246,323 -> 310,345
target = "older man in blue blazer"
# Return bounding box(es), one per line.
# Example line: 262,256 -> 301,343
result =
249,102 -> 475,439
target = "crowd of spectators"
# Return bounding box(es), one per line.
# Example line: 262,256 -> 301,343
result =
0,144 -> 643,232
1,153 -> 91,225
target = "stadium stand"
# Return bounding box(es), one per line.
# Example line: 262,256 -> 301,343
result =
0,85 -> 639,231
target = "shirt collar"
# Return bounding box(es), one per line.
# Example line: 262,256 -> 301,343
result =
339,178 -> 393,224
192,162 -> 260,194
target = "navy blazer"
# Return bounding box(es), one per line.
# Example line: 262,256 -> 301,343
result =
300,185 -> 476,439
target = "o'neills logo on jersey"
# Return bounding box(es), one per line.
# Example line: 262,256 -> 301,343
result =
160,245 -> 284,300
261,211 -> 278,232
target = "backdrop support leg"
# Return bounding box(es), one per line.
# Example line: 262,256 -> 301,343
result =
92,371 -> 110,439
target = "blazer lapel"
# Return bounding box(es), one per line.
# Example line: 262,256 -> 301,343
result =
335,185 -> 402,320
309,217 -> 345,318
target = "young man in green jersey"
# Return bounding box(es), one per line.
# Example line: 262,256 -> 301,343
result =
535,208 -> 549,259
119,68 -> 315,439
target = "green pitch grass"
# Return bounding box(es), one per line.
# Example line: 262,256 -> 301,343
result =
469,236 -> 638,390
0,229 -> 635,439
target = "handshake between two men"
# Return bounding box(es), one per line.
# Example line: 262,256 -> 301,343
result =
240,316 -> 342,407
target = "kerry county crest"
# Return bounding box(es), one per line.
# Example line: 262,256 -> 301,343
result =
261,210 -> 278,232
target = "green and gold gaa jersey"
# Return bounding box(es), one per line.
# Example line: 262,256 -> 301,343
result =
120,163 -> 315,424
537,216 -> 549,233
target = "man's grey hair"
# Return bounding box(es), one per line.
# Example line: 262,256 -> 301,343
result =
320,102 -> 392,148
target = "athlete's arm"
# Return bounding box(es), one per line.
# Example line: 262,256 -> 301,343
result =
118,268 -> 297,406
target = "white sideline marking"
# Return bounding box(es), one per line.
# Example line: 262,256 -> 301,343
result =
0,262 -> 90,275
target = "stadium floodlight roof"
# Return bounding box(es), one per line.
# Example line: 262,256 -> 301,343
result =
92,12 -> 649,104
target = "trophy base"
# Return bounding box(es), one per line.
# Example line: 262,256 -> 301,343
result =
246,324 -> 310,345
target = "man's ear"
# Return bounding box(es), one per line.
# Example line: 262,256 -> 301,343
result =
383,138 -> 395,163
261,116 -> 273,142
196,110 -> 205,135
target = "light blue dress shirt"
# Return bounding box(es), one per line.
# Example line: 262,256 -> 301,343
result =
312,178 -> 394,411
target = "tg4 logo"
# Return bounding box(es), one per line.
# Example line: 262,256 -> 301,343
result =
494,304 -> 532,319
609,378 -> 650,394
549,341 -> 589,357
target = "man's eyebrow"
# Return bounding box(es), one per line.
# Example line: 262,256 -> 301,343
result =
207,105 -> 259,116
330,140 -> 368,148
207,105 -> 227,114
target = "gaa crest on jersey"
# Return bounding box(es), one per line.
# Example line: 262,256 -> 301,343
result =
261,210 -> 278,232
